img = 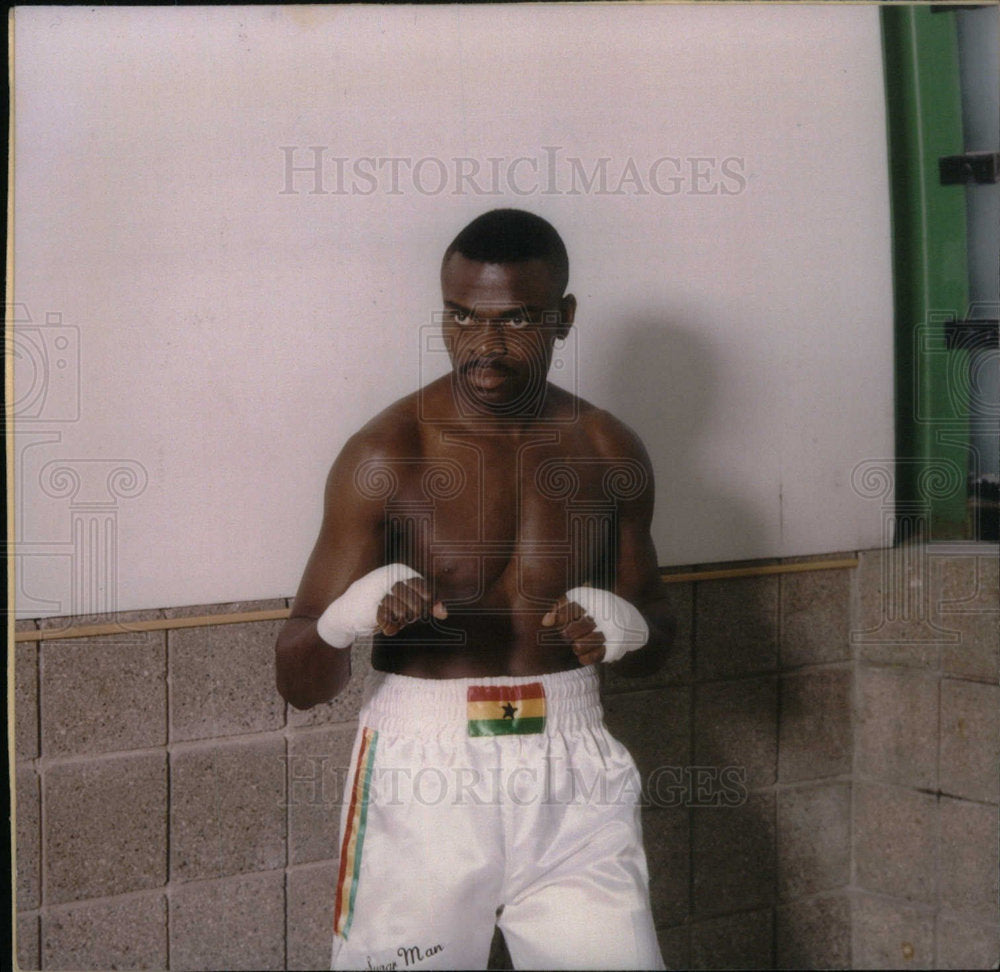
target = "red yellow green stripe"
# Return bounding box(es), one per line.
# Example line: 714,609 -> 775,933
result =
333,727 -> 378,939
467,683 -> 546,736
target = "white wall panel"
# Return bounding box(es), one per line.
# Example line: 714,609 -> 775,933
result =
12,4 -> 893,615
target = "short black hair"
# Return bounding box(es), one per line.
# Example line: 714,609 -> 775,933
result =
443,209 -> 569,294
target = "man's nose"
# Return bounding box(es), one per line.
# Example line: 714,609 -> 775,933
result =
474,318 -> 508,350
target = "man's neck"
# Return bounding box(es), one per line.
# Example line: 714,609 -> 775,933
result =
436,374 -> 558,437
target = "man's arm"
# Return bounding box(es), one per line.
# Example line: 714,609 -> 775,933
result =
542,416 -> 675,674
275,430 -> 444,709
275,434 -> 384,709
606,435 -> 676,676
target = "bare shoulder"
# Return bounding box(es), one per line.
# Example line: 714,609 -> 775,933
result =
353,391 -> 424,456
326,391 -> 424,494
573,398 -> 652,467
569,399 -> 656,516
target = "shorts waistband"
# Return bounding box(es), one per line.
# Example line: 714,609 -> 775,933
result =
360,666 -> 604,737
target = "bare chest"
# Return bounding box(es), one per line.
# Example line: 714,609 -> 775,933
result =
364,431 -> 637,607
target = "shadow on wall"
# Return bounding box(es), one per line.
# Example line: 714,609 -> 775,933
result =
608,314 -> 769,564
593,315 -> 843,967
615,310 -> 778,953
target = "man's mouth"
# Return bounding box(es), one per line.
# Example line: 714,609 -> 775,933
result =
464,357 -> 516,390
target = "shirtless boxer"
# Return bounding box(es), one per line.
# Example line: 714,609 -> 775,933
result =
276,209 -> 674,970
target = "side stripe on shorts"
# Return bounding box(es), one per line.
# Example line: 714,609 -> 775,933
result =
333,727 -> 378,940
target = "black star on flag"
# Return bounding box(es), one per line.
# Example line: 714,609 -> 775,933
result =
501,702 -> 518,720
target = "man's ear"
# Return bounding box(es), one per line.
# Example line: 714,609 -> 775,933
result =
557,293 -> 577,339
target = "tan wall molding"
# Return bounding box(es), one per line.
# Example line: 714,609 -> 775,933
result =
13,557 -> 859,643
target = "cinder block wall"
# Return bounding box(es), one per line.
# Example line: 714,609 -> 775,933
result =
13,547 -> 999,970
849,548 -> 1000,968
602,554 -> 855,969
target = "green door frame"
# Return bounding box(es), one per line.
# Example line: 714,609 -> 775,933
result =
882,4 -> 971,540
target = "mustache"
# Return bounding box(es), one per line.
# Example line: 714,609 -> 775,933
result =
462,355 -> 518,375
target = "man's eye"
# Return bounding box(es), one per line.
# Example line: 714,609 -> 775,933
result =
447,310 -> 471,325
508,314 -> 526,328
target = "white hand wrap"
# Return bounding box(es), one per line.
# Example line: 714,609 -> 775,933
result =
565,586 -> 649,664
316,563 -> 422,649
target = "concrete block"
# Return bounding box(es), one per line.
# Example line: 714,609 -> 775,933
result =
855,666 -> 938,789
777,668 -> 852,783
16,767 -> 40,912
694,676 -> 778,789
779,566 -> 851,667
170,736 -> 286,883
942,613 -> 1000,683
40,622 -> 166,757
777,783 -> 850,898
41,893 -> 167,970
169,869 -> 285,971
859,641 -> 941,669
17,911 -> 38,971
44,752 -> 167,904
775,893 -> 851,970
695,576 -> 779,679
939,798 -> 999,924
935,550 -> 1000,611
656,924 -> 690,971
603,686 -> 691,786
642,807 -> 690,926
690,907 -> 773,970
939,679 -> 1000,803
694,676 -> 778,788
604,581 -> 693,690
288,724 -> 356,865
851,893 -> 934,970
936,553 -> 999,681
15,641 -> 38,761
853,547 -> 951,667
288,637 -> 373,728
853,783 -> 936,903
855,549 -> 999,678
935,914 -> 1000,970
169,618 -> 285,742
287,862 -> 338,971
941,615 -> 1000,684
692,791 -> 776,917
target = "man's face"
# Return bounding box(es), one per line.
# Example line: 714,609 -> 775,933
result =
440,253 -> 575,414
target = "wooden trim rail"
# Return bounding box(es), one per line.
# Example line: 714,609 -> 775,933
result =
13,609 -> 290,643
661,558 -> 858,585
13,557 -> 858,643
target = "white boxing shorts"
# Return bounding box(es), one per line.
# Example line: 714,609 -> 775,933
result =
330,666 -> 665,971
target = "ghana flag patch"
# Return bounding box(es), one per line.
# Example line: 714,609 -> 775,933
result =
467,682 -> 546,736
